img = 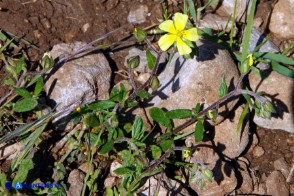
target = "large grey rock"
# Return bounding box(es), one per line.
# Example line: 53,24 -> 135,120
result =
211,0 -> 252,22
269,0 -> 294,40
149,40 -> 240,128
44,42 -> 111,128
249,71 -> 294,133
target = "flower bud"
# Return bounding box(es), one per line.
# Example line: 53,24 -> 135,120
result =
127,55 -> 140,69
40,52 -> 54,71
150,76 -> 160,90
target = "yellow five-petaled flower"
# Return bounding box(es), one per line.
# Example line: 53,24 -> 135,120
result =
158,13 -> 199,55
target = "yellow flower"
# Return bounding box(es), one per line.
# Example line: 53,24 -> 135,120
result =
76,107 -> 81,113
247,53 -> 254,67
183,149 -> 191,158
158,13 -> 199,55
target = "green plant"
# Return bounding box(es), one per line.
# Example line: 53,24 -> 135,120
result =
0,0 -> 293,195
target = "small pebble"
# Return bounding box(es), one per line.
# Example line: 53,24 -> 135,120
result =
253,146 -> 265,158
127,5 -> 148,24
82,23 -> 90,33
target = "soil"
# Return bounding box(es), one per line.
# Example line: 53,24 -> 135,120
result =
0,0 -> 293,194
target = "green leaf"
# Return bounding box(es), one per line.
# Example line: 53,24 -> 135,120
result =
193,103 -> 201,115
254,52 -> 294,65
187,0 -> 197,22
149,107 -> 172,129
160,139 -> 174,152
131,117 -> 145,141
12,158 -> 34,184
34,76 -> 44,96
236,103 -> 249,135
99,140 -> 114,154
87,100 -> 116,110
146,50 -> 156,70
134,27 -> 146,42
13,98 -> 38,112
166,109 -> 192,119
114,167 -> 134,175
218,75 -> 228,98
150,145 -> 162,159
194,121 -> 204,142
239,0 -> 257,73
271,61 -> 294,78
16,57 -> 26,75
13,87 -> 31,98
136,90 -> 152,99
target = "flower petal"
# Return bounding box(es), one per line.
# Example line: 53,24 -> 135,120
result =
159,20 -> 176,34
158,34 -> 177,51
176,37 -> 191,55
182,28 -> 199,42
174,13 -> 188,31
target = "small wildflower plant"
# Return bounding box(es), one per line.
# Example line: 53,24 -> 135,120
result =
158,12 -> 199,55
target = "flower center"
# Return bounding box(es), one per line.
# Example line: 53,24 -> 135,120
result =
176,30 -> 184,38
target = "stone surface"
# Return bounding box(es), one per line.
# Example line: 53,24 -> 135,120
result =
127,4 -> 148,24
187,138 -> 238,195
249,70 -> 294,133
211,0 -> 252,22
252,146 -> 265,158
140,174 -> 189,195
124,48 -> 167,73
238,159 -> 254,193
213,105 -> 250,159
45,42 -> 111,128
266,171 -> 290,196
104,176 -> 116,188
149,40 -> 240,128
110,160 -> 123,178
269,0 -> 294,40
0,142 -> 21,160
67,169 -> 85,196
244,27 -> 279,70
274,157 -> 290,179
199,14 -> 236,34
186,136 -> 243,195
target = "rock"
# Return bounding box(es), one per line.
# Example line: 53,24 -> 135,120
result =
81,23 -> 90,33
67,169 -> 85,196
269,0 -> 294,40
199,14 -> 237,34
0,142 -> 21,160
110,160 -> 123,177
79,162 -> 94,174
139,174 -> 189,195
249,70 -> 294,133
187,138 -> 238,195
238,159 -> 254,193
252,146 -> 265,158
211,0 -> 252,22
247,132 -> 259,154
124,48 -> 167,73
253,183 -> 267,195
274,157 -> 290,179
213,105 -> 250,159
137,72 -> 149,84
244,27 -> 279,70
104,176 -> 116,188
266,171 -> 290,196
127,5 -> 148,24
44,42 -> 111,129
149,40 -> 240,128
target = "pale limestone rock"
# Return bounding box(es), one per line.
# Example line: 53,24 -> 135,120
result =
45,42 -> 111,128
67,169 -> 85,196
127,4 -> 148,24
249,71 -> 294,133
269,0 -> 294,40
149,40 -> 240,128
211,0 -> 252,22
